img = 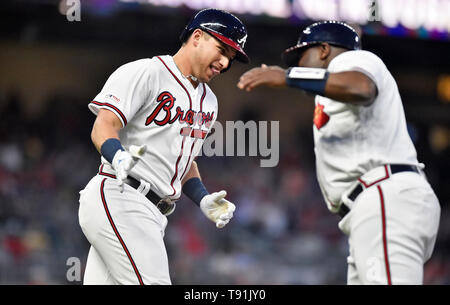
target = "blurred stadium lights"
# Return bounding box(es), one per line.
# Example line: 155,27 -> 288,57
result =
118,0 -> 450,40
437,75 -> 450,103
429,126 -> 450,154
121,0 -> 292,17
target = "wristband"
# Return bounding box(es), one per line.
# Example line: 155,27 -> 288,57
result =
285,67 -> 329,96
182,177 -> 209,206
100,138 -> 125,163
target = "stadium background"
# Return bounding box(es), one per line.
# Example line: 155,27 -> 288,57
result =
0,0 -> 449,284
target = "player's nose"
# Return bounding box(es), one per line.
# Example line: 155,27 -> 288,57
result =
219,55 -> 230,71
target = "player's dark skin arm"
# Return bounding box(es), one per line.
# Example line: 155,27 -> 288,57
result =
237,65 -> 377,105
325,71 -> 377,105
91,109 -> 123,153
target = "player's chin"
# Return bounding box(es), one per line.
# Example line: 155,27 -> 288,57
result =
206,74 -> 218,82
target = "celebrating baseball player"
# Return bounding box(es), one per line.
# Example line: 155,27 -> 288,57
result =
237,21 -> 441,285
78,8 -> 249,284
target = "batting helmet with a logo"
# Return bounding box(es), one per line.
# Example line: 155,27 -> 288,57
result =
180,8 -> 249,66
282,20 -> 361,67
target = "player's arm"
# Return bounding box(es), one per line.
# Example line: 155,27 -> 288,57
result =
237,65 -> 377,105
182,161 -> 235,228
91,108 -> 146,191
324,71 -> 377,105
91,109 -> 122,153
181,161 -> 207,204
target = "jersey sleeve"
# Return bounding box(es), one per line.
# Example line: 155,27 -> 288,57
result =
88,59 -> 151,127
329,50 -> 386,90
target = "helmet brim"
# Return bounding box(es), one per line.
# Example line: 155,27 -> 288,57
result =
207,30 -> 249,64
281,42 -> 319,67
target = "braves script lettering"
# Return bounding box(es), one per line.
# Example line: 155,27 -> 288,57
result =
146,92 -> 215,131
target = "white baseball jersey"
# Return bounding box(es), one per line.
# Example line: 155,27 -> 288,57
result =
313,50 -> 419,212
312,50 -> 440,285
79,55 -> 219,284
89,55 -> 217,200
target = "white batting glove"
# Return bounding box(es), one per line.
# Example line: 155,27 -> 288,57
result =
111,144 -> 147,192
200,190 -> 236,228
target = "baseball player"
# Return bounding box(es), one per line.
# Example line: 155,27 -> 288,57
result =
237,21 -> 441,285
78,9 -> 249,285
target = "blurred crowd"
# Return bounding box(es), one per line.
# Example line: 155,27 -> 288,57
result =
0,91 -> 449,284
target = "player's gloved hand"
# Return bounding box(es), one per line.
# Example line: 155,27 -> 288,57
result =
111,144 -> 147,192
200,190 -> 236,228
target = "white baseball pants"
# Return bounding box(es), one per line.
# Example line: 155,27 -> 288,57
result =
338,169 -> 440,285
78,174 -> 171,285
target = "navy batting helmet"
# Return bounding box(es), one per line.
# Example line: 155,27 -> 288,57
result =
180,8 -> 249,65
282,20 -> 361,67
